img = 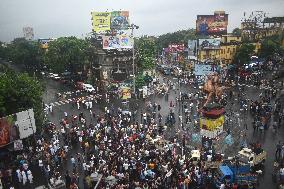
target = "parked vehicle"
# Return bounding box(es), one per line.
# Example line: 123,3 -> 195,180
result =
237,148 -> 267,168
83,83 -> 95,93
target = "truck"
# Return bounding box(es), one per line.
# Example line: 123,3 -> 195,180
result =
188,150 -> 223,168
215,165 -> 258,188
237,148 -> 267,168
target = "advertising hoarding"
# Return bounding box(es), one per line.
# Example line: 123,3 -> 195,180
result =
199,38 -> 221,49
194,64 -> 217,76
111,11 -> 130,30
38,38 -> 55,49
120,86 -> 131,99
0,109 -> 36,147
92,12 -> 111,32
188,40 -> 197,56
168,44 -> 185,52
102,35 -> 133,49
196,11 -> 228,36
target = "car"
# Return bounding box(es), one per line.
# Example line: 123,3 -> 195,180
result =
83,84 -> 96,93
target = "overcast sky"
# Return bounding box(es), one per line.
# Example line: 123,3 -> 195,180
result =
0,0 -> 283,42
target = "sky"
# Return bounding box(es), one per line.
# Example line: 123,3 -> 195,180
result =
0,0 -> 284,42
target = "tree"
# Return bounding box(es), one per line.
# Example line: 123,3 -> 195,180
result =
5,38 -> 41,70
232,28 -> 242,36
44,37 -> 89,74
135,37 -> 157,70
0,68 -> 44,131
233,43 -> 255,66
259,34 -> 284,59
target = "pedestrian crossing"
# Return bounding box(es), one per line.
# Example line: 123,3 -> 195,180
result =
45,94 -> 95,108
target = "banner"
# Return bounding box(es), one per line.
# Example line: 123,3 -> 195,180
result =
188,40 -> 197,56
200,115 -> 224,131
0,115 -> 19,147
120,86 -> 131,99
196,11 -> 228,36
0,109 -> 36,147
102,35 -> 133,49
38,38 -> 55,49
111,11 -> 130,30
92,12 -> 111,32
200,125 -> 224,138
168,44 -> 185,52
199,38 -> 221,49
194,64 -> 217,76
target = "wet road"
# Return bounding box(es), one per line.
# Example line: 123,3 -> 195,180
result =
41,72 -> 284,189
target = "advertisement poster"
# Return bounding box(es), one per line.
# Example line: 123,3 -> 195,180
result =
92,12 -> 111,32
168,44 -> 185,52
102,35 -> 133,49
188,40 -> 197,56
38,38 -> 55,49
196,12 -> 228,36
194,64 -> 217,76
120,87 -> 131,99
0,115 -> 19,147
199,38 -> 221,49
0,109 -> 36,147
200,115 -> 225,131
111,11 -> 130,30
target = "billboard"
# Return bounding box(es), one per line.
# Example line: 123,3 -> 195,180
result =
38,38 -> 56,49
23,27 -> 34,41
196,11 -> 228,36
199,38 -> 221,49
111,11 -> 130,30
102,35 -> 133,49
168,44 -> 185,52
92,12 -> 111,32
188,40 -> 197,56
194,64 -> 217,76
120,86 -> 131,99
0,109 -> 36,147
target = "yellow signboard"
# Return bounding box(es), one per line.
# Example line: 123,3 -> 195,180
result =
120,87 -> 131,99
200,115 -> 225,131
92,12 -> 111,32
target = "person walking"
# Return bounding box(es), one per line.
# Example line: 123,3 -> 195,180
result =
65,171 -> 71,189
276,141 -> 282,159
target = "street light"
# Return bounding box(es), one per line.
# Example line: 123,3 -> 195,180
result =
129,23 -> 139,98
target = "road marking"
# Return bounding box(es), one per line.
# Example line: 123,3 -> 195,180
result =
55,102 -> 61,105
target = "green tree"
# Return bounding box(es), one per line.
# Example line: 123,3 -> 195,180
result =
135,73 -> 146,89
260,38 -> 284,59
233,43 -> 255,66
135,37 -> 157,70
232,28 -> 242,36
5,38 -> 41,70
0,68 -> 44,131
44,37 -> 89,74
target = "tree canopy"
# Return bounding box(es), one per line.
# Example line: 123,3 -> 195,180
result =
44,37 -> 89,74
135,37 -> 157,70
2,38 -> 42,70
155,29 -> 196,52
0,68 -> 44,130
233,43 -> 255,66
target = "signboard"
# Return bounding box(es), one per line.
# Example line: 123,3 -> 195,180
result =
102,35 -> 133,49
188,40 -> 197,56
196,11 -> 228,36
194,64 -> 217,76
111,11 -> 130,30
38,38 -> 55,49
168,44 -> 185,52
0,109 -> 36,147
92,12 -> 111,32
199,38 -> 221,49
23,27 -> 34,41
120,86 -> 131,99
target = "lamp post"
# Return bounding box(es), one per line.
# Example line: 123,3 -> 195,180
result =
129,23 -> 139,98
